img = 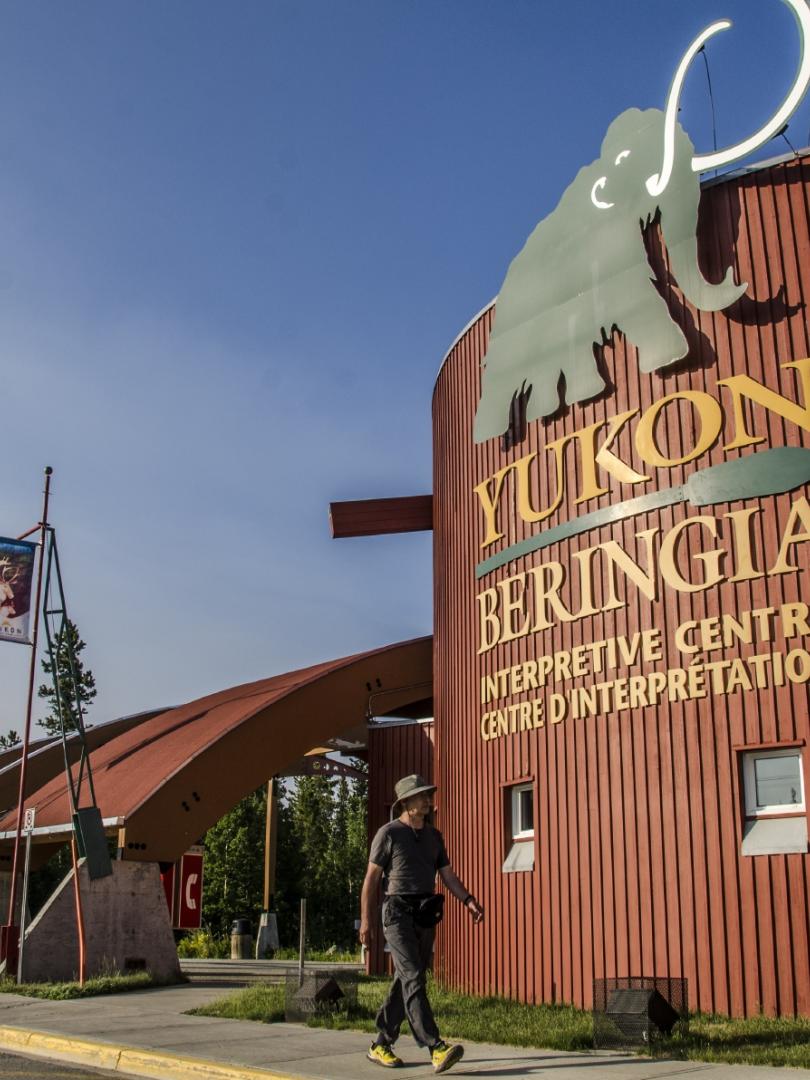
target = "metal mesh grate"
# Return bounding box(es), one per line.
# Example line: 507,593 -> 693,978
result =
284,969 -> 360,1023
593,977 -> 688,1049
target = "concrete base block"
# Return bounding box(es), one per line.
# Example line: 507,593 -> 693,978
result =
255,911 -> 279,958
21,859 -> 180,983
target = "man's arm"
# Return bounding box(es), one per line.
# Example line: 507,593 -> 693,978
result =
439,864 -> 484,923
359,862 -> 384,946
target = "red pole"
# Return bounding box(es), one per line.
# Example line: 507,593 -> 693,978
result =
2,467 -> 52,971
70,834 -> 86,986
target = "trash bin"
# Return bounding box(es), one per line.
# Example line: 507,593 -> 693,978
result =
230,918 -> 252,959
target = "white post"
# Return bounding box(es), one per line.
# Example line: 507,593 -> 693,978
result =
17,808 -> 35,986
298,898 -> 306,987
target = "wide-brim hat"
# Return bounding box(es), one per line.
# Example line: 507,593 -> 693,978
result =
392,773 -> 437,815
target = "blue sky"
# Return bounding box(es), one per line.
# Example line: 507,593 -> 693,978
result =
2,0 -> 808,736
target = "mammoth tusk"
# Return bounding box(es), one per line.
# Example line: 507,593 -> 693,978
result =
692,0 -> 810,172
649,0 -> 810,198
590,176 -> 614,209
646,19 -> 732,198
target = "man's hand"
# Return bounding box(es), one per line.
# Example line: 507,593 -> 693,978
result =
466,897 -> 484,925
439,865 -> 484,924
359,918 -> 373,947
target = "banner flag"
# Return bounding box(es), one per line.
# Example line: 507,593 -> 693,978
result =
0,537 -> 37,645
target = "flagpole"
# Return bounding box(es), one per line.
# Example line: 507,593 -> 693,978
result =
2,467 -> 53,971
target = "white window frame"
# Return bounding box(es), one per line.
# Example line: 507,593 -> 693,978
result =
510,782 -> 535,840
743,747 -> 805,818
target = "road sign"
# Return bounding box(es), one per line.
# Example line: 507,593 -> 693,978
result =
22,808 -> 35,833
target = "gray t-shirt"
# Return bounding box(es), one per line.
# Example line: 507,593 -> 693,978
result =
369,820 -> 450,896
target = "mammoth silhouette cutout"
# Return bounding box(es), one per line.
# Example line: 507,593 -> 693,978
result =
473,0 -> 810,444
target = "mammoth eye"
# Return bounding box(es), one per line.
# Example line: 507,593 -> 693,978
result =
614,150 -> 631,165
590,177 -> 613,210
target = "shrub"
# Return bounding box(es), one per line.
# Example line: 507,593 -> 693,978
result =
176,928 -> 230,958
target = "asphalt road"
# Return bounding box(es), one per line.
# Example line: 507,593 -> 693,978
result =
0,1052 -> 117,1078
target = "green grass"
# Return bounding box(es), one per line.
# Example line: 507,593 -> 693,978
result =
671,1012 -> 810,1069
0,970 -> 185,1000
271,947 -> 362,964
190,981 -> 287,1023
190,975 -> 590,1051
175,929 -> 362,963
190,976 -> 810,1068
305,978 -> 591,1051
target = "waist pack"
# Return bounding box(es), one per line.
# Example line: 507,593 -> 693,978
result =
384,893 -> 445,929
413,893 -> 445,928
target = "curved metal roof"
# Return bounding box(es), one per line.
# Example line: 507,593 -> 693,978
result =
0,709 -> 169,818
0,637 -> 432,863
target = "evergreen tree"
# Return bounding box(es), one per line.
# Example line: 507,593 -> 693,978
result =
0,730 -> 21,750
271,778 -> 304,945
332,777 -> 350,890
290,774 -> 340,947
37,620 -> 97,736
282,765 -> 369,951
28,844 -> 73,918
344,761 -> 369,919
197,765 -> 369,953
202,785 -> 267,937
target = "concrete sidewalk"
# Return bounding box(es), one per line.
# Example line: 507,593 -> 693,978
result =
0,983 -> 804,1080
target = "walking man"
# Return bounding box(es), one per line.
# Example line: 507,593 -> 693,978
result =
359,774 -> 484,1072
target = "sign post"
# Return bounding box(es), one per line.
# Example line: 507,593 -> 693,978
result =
16,808 -> 36,985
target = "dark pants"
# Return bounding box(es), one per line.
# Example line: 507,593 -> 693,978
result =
375,896 -> 441,1049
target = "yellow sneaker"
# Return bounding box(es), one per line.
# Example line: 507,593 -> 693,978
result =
431,1040 -> 464,1073
367,1042 -> 403,1068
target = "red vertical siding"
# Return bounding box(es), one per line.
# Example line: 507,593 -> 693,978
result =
432,156 -> 810,1017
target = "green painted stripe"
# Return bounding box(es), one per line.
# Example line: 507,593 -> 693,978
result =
475,486 -> 680,579
475,446 -> 810,580
683,445 -> 810,504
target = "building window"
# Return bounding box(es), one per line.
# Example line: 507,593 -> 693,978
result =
503,782 -> 535,873
511,782 -> 534,839
743,748 -> 805,817
739,746 -> 808,857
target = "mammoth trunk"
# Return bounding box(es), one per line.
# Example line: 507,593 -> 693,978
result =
658,179 -> 747,314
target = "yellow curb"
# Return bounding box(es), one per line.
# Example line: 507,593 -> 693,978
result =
0,1026 -> 307,1080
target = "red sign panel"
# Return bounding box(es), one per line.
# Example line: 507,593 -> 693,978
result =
176,851 -> 204,930
160,865 -> 176,923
